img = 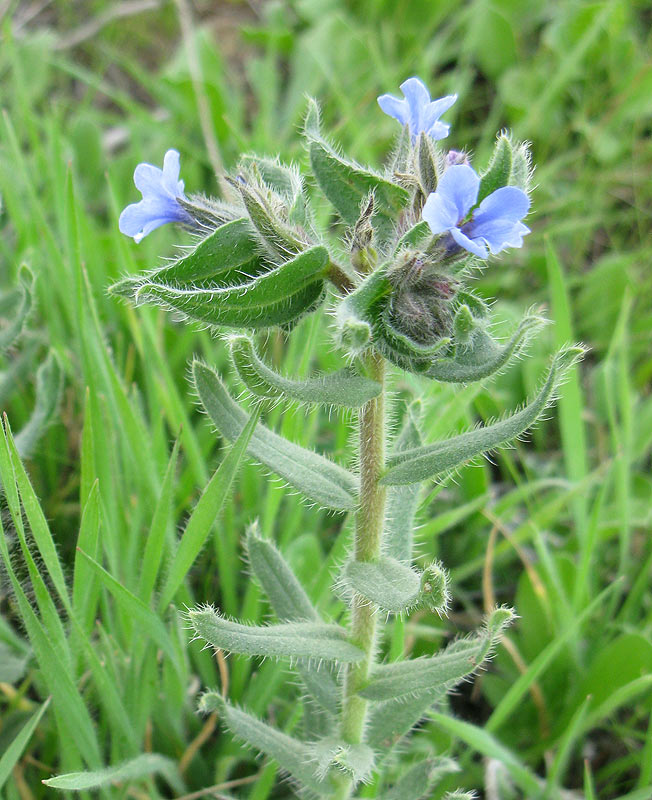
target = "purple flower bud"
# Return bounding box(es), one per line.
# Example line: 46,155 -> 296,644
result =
421,164 -> 530,259
377,77 -> 457,143
119,149 -> 192,243
445,150 -> 469,166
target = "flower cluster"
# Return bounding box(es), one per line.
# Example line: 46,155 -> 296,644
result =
120,77 -> 530,267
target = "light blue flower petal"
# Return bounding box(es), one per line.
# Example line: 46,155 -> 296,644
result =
426,120 -> 451,141
470,219 -> 531,254
422,94 -> 457,134
377,93 -> 409,125
436,164 -> 480,221
422,191 -> 459,234
400,77 -> 431,132
161,149 -> 184,197
133,163 -> 166,196
450,225 -> 489,258
473,186 -> 530,226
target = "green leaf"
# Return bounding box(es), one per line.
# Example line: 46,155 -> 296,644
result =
382,347 -> 585,485
304,98 -> 409,241
385,402 -> 423,563
200,692 -> 333,795
379,757 -> 460,800
138,438 -> 180,603
340,557 -> 449,615
192,361 -> 358,510
245,525 -> 339,714
310,736 -> 375,783
132,245 -> 328,330
14,350 -> 63,459
430,713 -> 541,797
0,698 -> 50,790
233,179 -> 305,259
478,133 -> 512,203
188,607 -> 365,664
42,753 -> 182,792
228,333 -> 381,407
422,310 -> 545,382
366,687 -> 446,754
109,217 -> 268,295
246,524 -> 318,621
158,411 -> 258,611
239,155 -> 303,202
0,264 -> 33,352
72,481 -> 101,635
359,632 -> 495,701
76,549 -> 183,679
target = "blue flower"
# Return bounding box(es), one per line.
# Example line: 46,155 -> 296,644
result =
377,77 -> 457,142
421,164 -> 530,259
119,149 -> 192,243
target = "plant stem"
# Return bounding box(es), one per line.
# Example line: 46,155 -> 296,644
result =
334,349 -> 386,799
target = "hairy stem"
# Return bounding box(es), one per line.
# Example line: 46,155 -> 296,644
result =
334,349 -> 386,798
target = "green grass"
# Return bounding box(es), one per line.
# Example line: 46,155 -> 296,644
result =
0,0 -> 651,797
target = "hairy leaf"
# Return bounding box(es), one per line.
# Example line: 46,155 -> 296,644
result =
423,311 -> 544,383
359,633 -> 493,701
189,607 -> 365,663
200,692 -> 333,795
379,757 -> 460,800
305,99 -> 409,242
42,754 -> 182,792
246,524 -> 318,621
110,217 -> 268,295
192,361 -> 358,510
14,351 -> 63,460
478,133 -> 512,203
385,401 -> 423,563
229,333 -> 381,407
382,347 -> 584,485
0,265 -> 33,352
310,737 -> 375,784
340,557 -> 448,615
130,245 -> 328,330
366,687 -> 446,754
245,525 -> 339,714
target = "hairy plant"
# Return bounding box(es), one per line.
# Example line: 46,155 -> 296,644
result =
111,77 -> 583,799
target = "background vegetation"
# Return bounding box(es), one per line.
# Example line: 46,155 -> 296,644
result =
0,0 -> 651,797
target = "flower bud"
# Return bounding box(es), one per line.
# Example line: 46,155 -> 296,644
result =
386,252 -> 458,346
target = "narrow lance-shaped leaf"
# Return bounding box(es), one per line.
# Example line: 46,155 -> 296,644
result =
192,360 -> 358,510
0,264 -> 33,352
110,217 -> 269,295
189,607 -> 365,664
42,754 -> 183,793
366,608 -> 515,757
158,411 -> 259,611
367,687 -> 446,756
229,333 -> 381,407
200,692 -> 333,795
477,133 -> 512,203
378,757 -> 460,800
385,401 -> 423,563
246,524 -> 318,621
245,526 -> 340,714
0,698 -> 50,790
382,347 -> 585,485
132,245 -> 328,330
359,632 -> 496,701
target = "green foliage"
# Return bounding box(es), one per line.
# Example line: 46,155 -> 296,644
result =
228,333 -> 381,407
0,2 -> 649,799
